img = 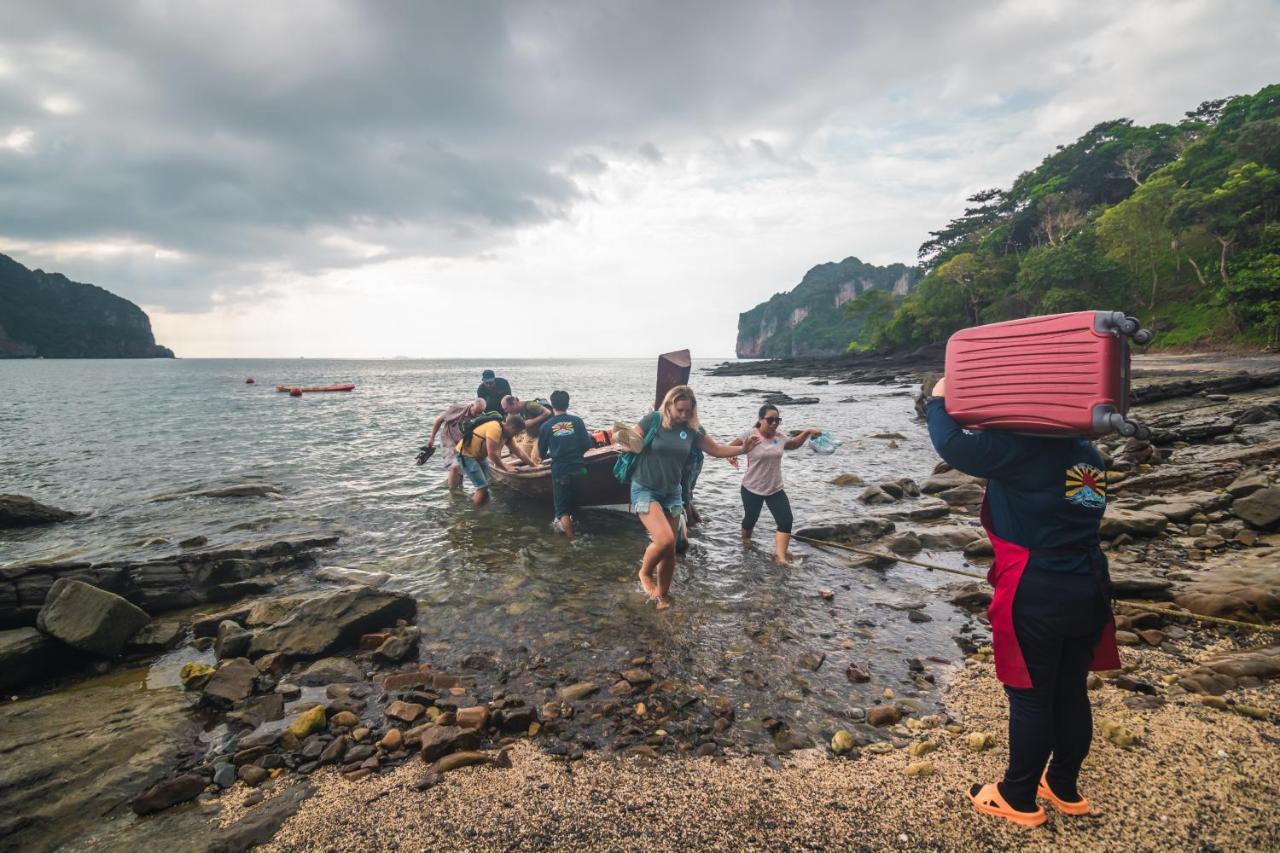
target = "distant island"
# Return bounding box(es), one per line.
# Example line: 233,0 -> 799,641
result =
735,257 -> 919,357
736,81 -> 1280,356
0,252 -> 174,358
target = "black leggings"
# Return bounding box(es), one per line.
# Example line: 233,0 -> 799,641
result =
1001,562 -> 1109,811
740,487 -> 793,534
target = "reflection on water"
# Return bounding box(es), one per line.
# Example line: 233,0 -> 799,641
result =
2,358 -> 977,747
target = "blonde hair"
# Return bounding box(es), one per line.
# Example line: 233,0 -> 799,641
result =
659,385 -> 701,432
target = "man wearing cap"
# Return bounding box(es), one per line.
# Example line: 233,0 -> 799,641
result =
477,369 -> 512,414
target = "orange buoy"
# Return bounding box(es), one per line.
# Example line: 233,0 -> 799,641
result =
245,377 -> 255,384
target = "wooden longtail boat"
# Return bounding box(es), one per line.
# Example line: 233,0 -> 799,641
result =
487,350 -> 693,508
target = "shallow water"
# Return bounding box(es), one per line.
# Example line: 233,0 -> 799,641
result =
3,358 -> 981,748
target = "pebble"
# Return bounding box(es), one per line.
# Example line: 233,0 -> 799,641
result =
380,729 -> 404,751
830,730 -> 857,755
965,732 -> 995,752
905,761 -> 934,777
288,705 -> 327,739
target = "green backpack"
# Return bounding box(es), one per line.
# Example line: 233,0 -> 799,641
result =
613,417 -> 660,484
459,412 -> 504,447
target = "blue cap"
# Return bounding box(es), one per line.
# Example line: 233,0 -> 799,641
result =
481,369 -> 496,381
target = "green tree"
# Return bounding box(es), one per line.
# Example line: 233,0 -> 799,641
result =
1096,175 -> 1178,307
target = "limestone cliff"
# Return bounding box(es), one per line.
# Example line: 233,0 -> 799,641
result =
0,252 -> 175,358
735,257 -> 918,357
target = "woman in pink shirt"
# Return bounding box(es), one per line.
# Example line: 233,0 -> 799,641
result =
729,404 -> 821,563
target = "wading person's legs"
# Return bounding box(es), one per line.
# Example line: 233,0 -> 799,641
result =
740,486 -> 765,541
764,489 -> 794,563
635,497 -> 676,599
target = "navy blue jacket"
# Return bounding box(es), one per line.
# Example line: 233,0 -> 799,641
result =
925,398 -> 1108,574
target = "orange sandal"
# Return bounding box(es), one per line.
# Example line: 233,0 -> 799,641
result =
969,783 -> 1047,827
1038,771 -> 1090,815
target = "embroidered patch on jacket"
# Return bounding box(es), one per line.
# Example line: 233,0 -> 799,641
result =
1065,463 -> 1107,509
551,422 -> 576,437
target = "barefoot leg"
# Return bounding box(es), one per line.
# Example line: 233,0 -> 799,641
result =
773,532 -> 792,564
637,503 -> 675,599
560,514 -> 575,542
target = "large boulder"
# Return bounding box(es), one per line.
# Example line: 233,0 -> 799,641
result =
921,469 -> 984,494
1232,487 -> 1280,530
937,483 -> 985,507
0,494 -> 76,529
35,579 -> 150,657
793,518 -> 895,544
0,627 -> 59,690
1099,508 -> 1168,540
248,586 -> 416,659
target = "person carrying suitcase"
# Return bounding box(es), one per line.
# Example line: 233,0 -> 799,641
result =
925,375 -> 1120,828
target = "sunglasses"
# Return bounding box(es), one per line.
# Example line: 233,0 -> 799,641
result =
764,416 -> 782,424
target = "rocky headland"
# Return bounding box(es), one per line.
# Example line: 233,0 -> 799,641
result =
2,352 -> 1278,850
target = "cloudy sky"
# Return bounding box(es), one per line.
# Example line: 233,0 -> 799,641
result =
2,1 -> 1278,358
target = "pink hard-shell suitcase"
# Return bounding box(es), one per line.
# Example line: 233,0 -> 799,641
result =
943,311 -> 1152,438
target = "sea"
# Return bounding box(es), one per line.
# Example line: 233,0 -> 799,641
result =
2,357 -> 983,749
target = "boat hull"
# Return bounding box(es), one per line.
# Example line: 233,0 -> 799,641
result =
488,447 -> 630,507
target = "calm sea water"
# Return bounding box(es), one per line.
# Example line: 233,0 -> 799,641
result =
2,358 -> 979,747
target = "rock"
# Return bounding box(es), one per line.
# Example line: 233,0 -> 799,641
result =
878,481 -> 905,500
0,627 -> 59,689
247,586 -> 417,659
559,682 -> 599,702
1227,470 -> 1270,498
1146,502 -> 1200,523
319,736 -> 349,765
884,531 -> 921,554
793,517 -> 896,543
948,583 -> 991,611
1233,487 -> 1280,529
622,668 -> 653,685
772,730 -> 813,753
0,494 -> 76,528
207,782 -> 313,853
455,706 -> 489,730
1099,509 -> 1168,539
213,763 -> 237,789
965,732 -> 995,752
387,700 -> 428,723
297,656 -> 365,686
845,663 -> 871,683
908,739 -> 937,758
830,474 -> 865,487
373,634 -> 415,664
1100,719 -> 1137,748
382,672 -> 429,692
179,535 -> 209,549
237,765 -> 269,787
330,710 -> 360,728
878,498 -> 951,522
215,620 -> 252,660
493,705 -> 537,734
233,746 -> 272,766
907,609 -> 932,623
380,728 -> 404,751
420,725 -> 480,762
921,469 -> 984,494
429,750 -> 496,775
1115,630 -> 1140,646
180,661 -> 216,691
859,485 -> 896,505
917,527 -> 983,550
228,693 -> 285,728
1109,573 -> 1173,597
867,705 -> 900,727
288,705 -> 327,739
35,578 -> 150,657
938,483 -> 985,506
202,658 -> 258,707
1113,674 -> 1157,695
131,774 -> 206,815
905,761 -> 934,777
315,566 -> 391,587
126,620 -> 185,653
830,730 -> 857,755
796,651 -> 826,672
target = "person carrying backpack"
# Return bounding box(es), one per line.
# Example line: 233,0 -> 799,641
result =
630,385 -> 758,609
537,390 -> 592,541
426,398 -> 486,491
454,413 -> 537,506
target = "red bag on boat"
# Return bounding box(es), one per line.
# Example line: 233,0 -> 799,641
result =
943,311 -> 1151,438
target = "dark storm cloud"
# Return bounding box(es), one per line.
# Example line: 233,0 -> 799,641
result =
0,0 -> 1237,308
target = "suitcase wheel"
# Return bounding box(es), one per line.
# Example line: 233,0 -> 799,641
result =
1132,328 -> 1153,345
1118,316 -> 1141,336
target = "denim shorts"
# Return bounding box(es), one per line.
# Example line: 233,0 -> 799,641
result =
630,480 -> 683,515
457,454 -> 490,489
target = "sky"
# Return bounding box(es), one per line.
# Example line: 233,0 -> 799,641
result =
2,1 -> 1279,358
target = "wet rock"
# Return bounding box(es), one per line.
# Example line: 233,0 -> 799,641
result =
1110,572 -> 1174,597
429,750 -> 497,776
0,627 -> 59,690
180,662 -> 216,691
319,736 -> 350,765
373,634 -> 416,664
297,656 -> 365,686
921,469 -> 984,494
867,705 -> 900,727
830,474 -> 864,487
228,694 -> 285,728
387,701 -> 426,724
559,681 -> 599,702
1232,487 -> 1280,529
151,483 -> 283,502
845,664 -> 871,683
796,651 -> 826,672
0,494 -> 76,528
179,535 -> 209,549
1115,630 -> 1140,646
772,730 -> 813,753
493,705 -> 537,734
859,485 -> 897,505
202,658 -> 258,707
315,566 -> 390,587
127,620 -> 185,653
1227,470 -> 1270,498
937,483 -> 985,506
131,774 -> 206,815
878,498 -> 951,522
237,765 -> 269,787
248,586 -> 417,659
794,517 -> 896,543
1100,509 -> 1168,539
216,620 -> 252,660
330,710 -> 360,728
948,583 -> 991,611
288,705 -> 327,739
456,706 -> 489,730
907,610 -> 933,624
622,668 -> 653,685
917,527 -> 983,550
885,531 -> 921,554
380,728 -> 404,751
419,725 -> 480,762
36,578 -> 150,657
382,672 -> 430,692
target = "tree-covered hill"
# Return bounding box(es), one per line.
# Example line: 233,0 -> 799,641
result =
736,257 -> 919,357
0,252 -> 175,358
868,83 -> 1280,350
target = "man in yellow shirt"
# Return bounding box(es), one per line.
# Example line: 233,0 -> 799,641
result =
455,414 -> 536,505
